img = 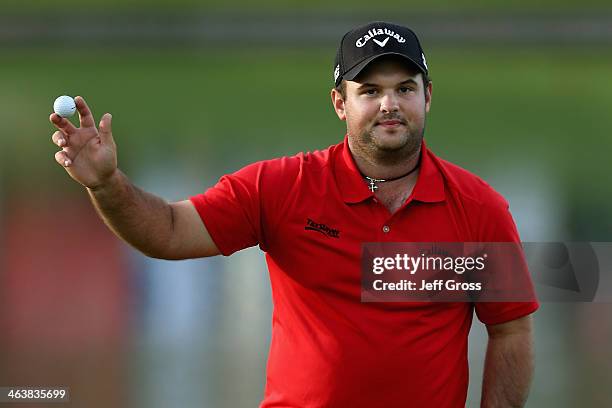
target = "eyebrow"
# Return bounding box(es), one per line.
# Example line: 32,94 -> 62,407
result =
357,79 -> 419,89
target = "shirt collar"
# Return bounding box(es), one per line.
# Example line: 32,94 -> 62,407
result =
334,135 -> 446,204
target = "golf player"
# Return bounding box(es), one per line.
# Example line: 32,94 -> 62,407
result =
50,21 -> 538,408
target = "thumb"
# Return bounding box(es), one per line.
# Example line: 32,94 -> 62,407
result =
98,113 -> 113,144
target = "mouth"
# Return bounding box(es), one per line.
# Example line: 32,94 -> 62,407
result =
376,120 -> 404,128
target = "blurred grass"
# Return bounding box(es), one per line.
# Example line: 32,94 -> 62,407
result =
3,0 -> 612,13
2,47 -> 611,166
0,45 -> 611,234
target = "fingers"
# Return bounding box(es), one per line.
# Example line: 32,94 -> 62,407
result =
98,113 -> 113,144
51,130 -> 68,147
49,113 -> 77,135
54,150 -> 72,167
75,96 -> 95,128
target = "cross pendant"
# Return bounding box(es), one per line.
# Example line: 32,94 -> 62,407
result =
368,179 -> 378,192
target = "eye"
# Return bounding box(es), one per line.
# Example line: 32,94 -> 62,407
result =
364,89 -> 377,96
399,86 -> 412,94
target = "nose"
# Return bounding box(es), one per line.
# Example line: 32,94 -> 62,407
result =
380,92 -> 399,113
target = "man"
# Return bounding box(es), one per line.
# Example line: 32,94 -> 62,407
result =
50,21 -> 538,408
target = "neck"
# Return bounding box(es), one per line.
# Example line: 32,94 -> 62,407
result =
349,140 -> 422,181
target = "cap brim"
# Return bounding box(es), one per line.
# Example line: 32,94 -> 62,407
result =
342,52 -> 426,82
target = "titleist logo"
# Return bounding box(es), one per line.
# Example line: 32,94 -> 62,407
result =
305,218 -> 340,238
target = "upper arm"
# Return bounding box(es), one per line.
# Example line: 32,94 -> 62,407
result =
165,200 -> 221,259
486,314 -> 533,338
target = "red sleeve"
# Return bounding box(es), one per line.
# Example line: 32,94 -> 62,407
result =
474,194 -> 540,326
189,156 -> 301,256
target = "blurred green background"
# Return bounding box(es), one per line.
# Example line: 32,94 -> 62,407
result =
1,1 -> 611,407
3,0 -> 612,12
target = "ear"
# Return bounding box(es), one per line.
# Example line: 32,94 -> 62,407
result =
331,88 -> 346,121
425,81 -> 433,113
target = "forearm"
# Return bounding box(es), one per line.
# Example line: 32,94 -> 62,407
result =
480,331 -> 535,407
87,169 -> 174,258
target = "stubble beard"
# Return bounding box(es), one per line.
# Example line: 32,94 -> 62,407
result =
353,116 -> 426,167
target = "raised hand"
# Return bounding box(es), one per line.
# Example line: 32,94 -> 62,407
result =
50,96 -> 118,189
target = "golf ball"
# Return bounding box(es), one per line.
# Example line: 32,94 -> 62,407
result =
53,95 -> 76,118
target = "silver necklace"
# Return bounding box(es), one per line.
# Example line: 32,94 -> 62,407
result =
362,155 -> 421,192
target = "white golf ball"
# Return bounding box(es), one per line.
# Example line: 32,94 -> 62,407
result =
53,95 -> 76,118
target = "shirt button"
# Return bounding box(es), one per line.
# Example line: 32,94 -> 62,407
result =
382,225 -> 390,233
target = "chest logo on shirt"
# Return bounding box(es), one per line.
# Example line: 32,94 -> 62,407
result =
305,218 -> 340,238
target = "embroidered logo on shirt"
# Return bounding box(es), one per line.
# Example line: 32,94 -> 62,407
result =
305,218 -> 340,238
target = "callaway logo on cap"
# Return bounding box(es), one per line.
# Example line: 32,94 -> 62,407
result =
333,21 -> 428,87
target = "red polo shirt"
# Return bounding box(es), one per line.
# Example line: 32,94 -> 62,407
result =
190,136 -> 539,408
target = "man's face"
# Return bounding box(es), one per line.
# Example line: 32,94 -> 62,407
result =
331,57 -> 432,162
